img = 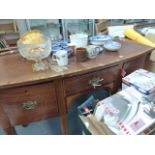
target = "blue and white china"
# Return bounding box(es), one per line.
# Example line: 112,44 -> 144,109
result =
52,40 -> 68,52
104,41 -> 121,51
86,45 -> 100,59
89,35 -> 113,45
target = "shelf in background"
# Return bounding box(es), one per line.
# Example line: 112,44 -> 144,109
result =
30,23 -> 61,30
67,21 -> 93,26
0,46 -> 18,56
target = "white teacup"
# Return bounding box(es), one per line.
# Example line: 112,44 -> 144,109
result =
86,45 -> 100,59
52,50 -> 68,66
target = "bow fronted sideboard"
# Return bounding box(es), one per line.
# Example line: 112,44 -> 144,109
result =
0,39 -> 153,134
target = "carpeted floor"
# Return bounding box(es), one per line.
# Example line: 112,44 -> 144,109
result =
0,117 -> 62,135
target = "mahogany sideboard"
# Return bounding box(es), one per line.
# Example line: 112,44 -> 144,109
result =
0,39 -> 154,135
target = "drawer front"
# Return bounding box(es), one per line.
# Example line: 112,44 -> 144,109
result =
64,65 -> 120,96
123,54 -> 146,76
0,82 -> 58,125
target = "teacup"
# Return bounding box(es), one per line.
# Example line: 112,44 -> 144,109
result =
52,50 -> 68,66
86,45 -> 100,59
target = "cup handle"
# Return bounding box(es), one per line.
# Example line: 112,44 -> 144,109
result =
95,47 -> 100,54
52,53 -> 58,62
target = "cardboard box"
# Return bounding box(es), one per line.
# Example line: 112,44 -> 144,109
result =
122,69 -> 155,102
79,115 -> 115,135
77,95 -> 114,135
122,69 -> 155,95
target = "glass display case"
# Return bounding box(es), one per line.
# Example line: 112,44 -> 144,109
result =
0,19 -> 19,49
62,19 -> 95,41
110,19 -> 152,26
26,19 -> 63,41
16,19 -> 95,42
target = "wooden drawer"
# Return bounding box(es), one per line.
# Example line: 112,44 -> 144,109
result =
123,54 -> 146,75
64,65 -> 120,96
0,82 -> 58,125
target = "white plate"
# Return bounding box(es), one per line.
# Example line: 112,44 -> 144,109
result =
90,35 -> 112,42
90,41 -> 105,46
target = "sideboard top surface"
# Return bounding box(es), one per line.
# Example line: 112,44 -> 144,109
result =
0,39 -> 153,89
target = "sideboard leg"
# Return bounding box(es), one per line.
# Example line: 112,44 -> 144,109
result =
60,114 -> 68,135
55,79 -> 68,135
4,127 -> 16,135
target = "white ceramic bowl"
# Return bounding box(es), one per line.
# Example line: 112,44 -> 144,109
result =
70,33 -> 88,48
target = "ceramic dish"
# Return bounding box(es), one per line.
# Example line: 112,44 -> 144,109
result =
90,41 -> 105,46
89,35 -> 112,45
104,41 -> 121,51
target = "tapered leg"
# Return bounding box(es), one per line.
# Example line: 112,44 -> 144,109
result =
60,114 -> 68,135
4,127 -> 16,135
55,79 -> 69,135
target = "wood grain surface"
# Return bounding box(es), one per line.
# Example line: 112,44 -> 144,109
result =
0,39 -> 153,89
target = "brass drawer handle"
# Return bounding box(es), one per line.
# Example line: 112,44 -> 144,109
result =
89,77 -> 104,89
22,101 -> 38,110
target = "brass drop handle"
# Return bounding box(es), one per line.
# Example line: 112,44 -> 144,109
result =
22,101 -> 38,110
89,77 -> 104,89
